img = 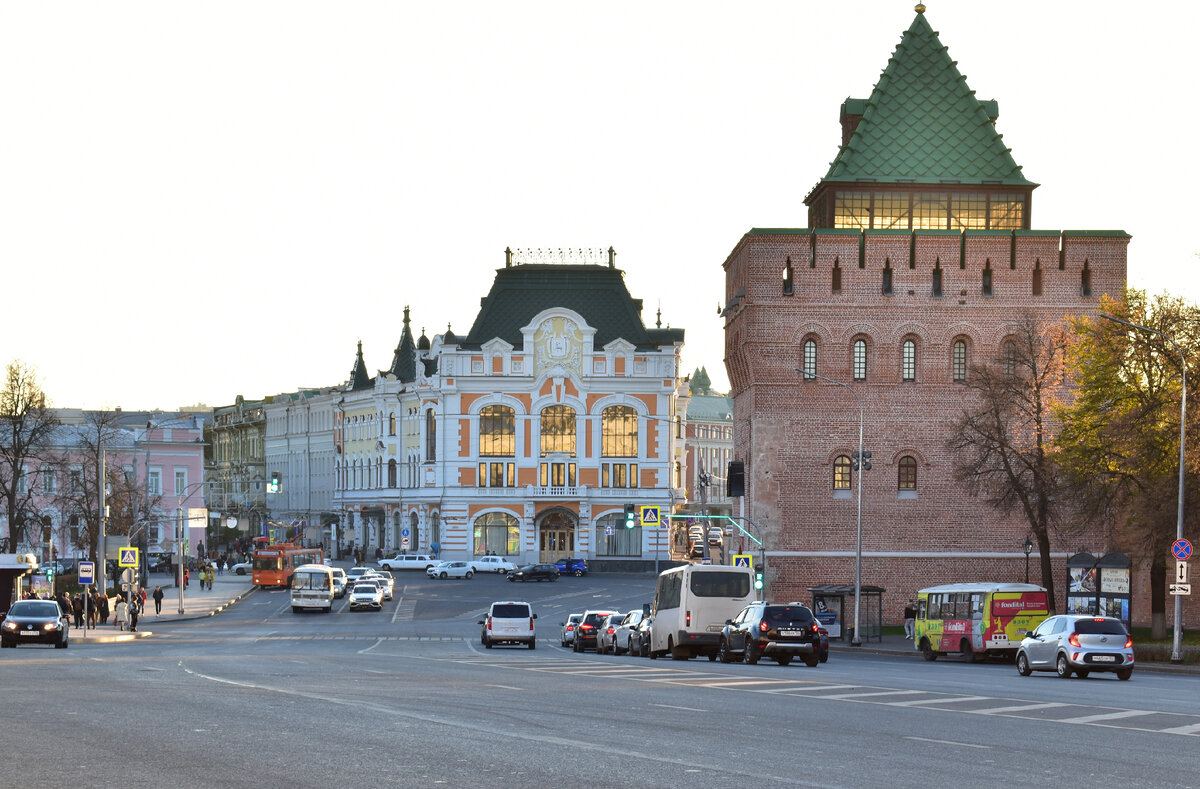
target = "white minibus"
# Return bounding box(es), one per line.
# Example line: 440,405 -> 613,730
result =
290,563 -> 335,613
648,564 -> 756,660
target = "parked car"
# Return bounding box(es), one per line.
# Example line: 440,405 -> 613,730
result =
555,557 -> 588,576
427,561 -> 474,580
0,599 -> 70,648
611,610 -> 645,655
479,601 -> 537,648
378,554 -> 439,571
573,609 -> 619,653
718,602 -> 822,667
508,564 -> 559,582
230,561 -> 252,576
469,555 -> 516,574
560,613 -> 583,647
596,612 -> 625,654
348,581 -> 383,611
1016,614 -> 1134,680
628,612 -> 654,657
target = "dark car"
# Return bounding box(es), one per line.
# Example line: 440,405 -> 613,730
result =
573,609 -> 619,652
508,564 -> 560,583
629,613 -> 654,657
1,599 -> 70,649
718,602 -> 822,667
555,557 -> 588,577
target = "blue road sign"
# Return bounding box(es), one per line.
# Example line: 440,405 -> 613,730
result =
604,524 -> 614,536
1172,539 -> 1193,561
77,561 -> 95,584
401,528 -> 410,538
732,554 -> 753,568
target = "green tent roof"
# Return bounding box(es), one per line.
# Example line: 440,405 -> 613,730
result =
820,9 -> 1033,187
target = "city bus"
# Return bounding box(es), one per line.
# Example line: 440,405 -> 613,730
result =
289,564 -> 335,613
915,582 -> 1050,662
252,543 -> 323,587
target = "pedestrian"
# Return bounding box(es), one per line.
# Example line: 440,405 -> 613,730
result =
184,568 -> 189,590
217,557 -> 224,576
72,593 -> 84,628
57,592 -> 72,620
128,598 -> 139,632
139,586 -> 147,609
903,599 -> 916,640
113,596 -> 128,631
199,567 -> 206,591
99,593 -> 110,625
207,566 -> 215,589
152,585 -> 164,615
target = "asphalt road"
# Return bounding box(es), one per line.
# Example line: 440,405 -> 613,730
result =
5,571 -> 1197,789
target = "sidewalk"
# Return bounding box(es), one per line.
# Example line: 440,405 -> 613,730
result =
74,570 -> 255,643
829,633 -> 1200,674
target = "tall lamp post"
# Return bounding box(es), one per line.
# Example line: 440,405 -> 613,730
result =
798,367 -> 866,647
1099,312 -> 1187,664
1023,537 -> 1033,584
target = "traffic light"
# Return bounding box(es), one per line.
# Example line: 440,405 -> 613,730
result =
623,504 -> 636,529
45,567 -> 54,581
850,450 -> 872,471
268,471 -> 281,494
754,571 -> 764,591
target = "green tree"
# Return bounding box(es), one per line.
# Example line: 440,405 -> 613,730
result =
948,313 -> 1082,611
0,361 -> 59,552
1057,290 -> 1200,639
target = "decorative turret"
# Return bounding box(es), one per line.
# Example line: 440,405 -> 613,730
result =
388,306 -> 418,382
348,340 -> 372,391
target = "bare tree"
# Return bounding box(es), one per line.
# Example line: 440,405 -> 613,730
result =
0,361 -> 59,552
948,313 -> 1082,611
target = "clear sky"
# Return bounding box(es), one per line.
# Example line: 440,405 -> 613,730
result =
2,1 -> 1196,410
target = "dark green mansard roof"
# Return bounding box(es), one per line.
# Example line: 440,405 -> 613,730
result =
819,9 -> 1032,187
387,306 -> 417,382
348,340 -> 372,391
463,264 -> 684,350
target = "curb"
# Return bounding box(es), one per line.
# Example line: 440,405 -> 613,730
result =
827,643 -> 1200,675
149,585 -> 258,624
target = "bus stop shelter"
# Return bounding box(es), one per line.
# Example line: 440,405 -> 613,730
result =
808,584 -> 886,643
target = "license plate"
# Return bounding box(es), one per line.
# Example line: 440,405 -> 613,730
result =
780,630 -> 804,636
1091,655 -> 1116,663
503,628 -> 518,633
20,630 -> 39,636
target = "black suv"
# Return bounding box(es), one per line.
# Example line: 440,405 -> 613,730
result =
573,609 -> 620,652
508,564 -> 559,583
718,602 -> 822,667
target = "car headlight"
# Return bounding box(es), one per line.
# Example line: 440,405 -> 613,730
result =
2,620 -> 17,631
43,622 -> 59,631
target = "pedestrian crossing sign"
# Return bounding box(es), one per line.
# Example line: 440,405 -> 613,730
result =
732,554 -> 753,568
118,547 -> 139,568
639,506 -> 661,526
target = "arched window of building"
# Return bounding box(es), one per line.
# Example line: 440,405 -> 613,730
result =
782,256 -> 794,295
898,456 -> 917,490
540,405 -> 576,456
387,459 -> 397,488
902,339 -> 916,382
952,339 -> 968,382
479,405 -> 516,456
473,511 -> 519,556
853,339 -> 868,381
802,339 -> 817,380
425,409 -> 436,461
602,406 -> 638,457
389,412 -> 396,436
833,455 -> 852,490
1003,340 -> 1017,376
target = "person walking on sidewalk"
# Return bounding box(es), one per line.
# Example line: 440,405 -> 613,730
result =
99,592 -> 109,625
113,596 -> 128,631
207,566 -> 215,589
152,585 -> 164,615
903,599 -> 916,640
128,597 -> 140,632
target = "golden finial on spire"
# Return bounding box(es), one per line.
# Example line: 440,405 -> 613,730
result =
915,3 -> 926,13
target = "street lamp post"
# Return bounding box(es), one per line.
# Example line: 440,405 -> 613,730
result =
1099,313 -> 1187,664
1023,537 -> 1033,584
799,367 -> 866,647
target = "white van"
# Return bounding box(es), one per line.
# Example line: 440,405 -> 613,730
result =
648,564 -> 756,660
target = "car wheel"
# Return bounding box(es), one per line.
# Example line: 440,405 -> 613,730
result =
961,639 -> 980,662
574,569 -> 583,577
1055,654 -> 1073,678
465,571 -> 473,579
574,639 -> 581,653
56,634 -> 68,649
776,655 -> 792,667
1075,669 -> 1090,679
528,638 -> 536,650
1117,668 -> 1133,681
1016,652 -> 1033,676
718,639 -> 733,663
743,641 -> 759,665
919,638 -> 937,661
550,574 -> 558,582
803,656 -> 819,667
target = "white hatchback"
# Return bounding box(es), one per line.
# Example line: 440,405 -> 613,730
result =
479,601 -> 537,648
427,561 -> 474,580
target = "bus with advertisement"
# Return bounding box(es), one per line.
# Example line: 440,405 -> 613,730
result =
915,582 -> 1050,662
252,543 -> 323,588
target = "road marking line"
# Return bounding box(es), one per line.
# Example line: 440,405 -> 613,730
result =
887,695 -> 990,707
904,736 -> 990,750
820,690 -> 927,700
357,638 -> 385,654
484,684 -> 523,691
1156,722 -> 1200,736
762,684 -> 855,693
650,703 -> 709,712
967,702 -> 1068,714
1057,709 -> 1156,725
